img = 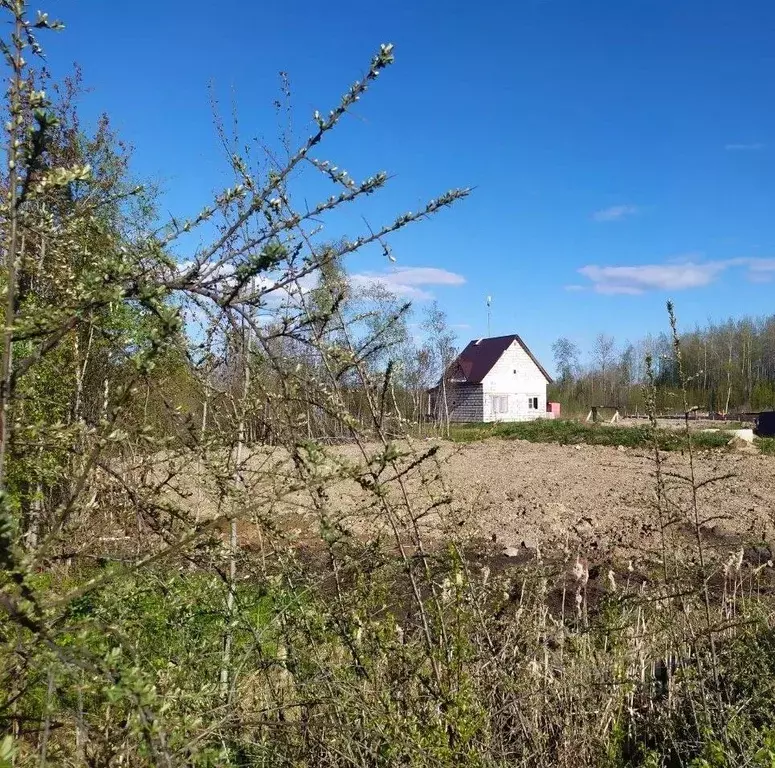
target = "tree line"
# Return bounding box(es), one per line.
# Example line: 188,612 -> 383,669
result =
552,315 -> 775,415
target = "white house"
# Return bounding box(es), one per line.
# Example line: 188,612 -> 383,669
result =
429,334 -> 553,422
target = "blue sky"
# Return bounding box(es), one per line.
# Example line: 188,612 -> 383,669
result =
44,0 -> 775,370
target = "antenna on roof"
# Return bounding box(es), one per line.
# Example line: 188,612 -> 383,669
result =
486,295 -> 492,337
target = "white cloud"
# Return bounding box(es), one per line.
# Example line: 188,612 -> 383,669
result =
592,204 -> 640,222
577,256 -> 775,294
171,260 -> 464,304
725,142 -> 765,151
350,266 -> 466,301
578,259 -> 727,295
744,258 -> 775,283
564,284 -> 586,292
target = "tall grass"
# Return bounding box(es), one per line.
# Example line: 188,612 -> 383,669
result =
27,541 -> 775,767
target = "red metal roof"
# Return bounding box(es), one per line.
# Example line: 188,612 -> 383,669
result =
446,334 -> 553,384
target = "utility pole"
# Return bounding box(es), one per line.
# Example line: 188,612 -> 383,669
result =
486,295 -> 492,337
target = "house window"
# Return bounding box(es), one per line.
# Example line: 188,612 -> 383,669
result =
492,395 -> 508,414
528,396 -> 539,410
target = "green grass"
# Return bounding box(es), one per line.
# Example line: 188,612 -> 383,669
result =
58,567 -> 281,683
447,418 -> 734,451
714,420 -> 751,430
755,436 -> 775,455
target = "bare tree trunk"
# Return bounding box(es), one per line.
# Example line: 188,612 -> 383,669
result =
102,368 -> 110,421
38,665 -> 55,766
73,322 -> 93,425
28,461 -> 42,550
75,679 -> 85,764
724,339 -> 733,415
201,384 -> 209,439
195,384 -> 209,524
143,382 -> 150,424
219,317 -> 251,701
0,12 -> 24,488
441,375 -> 450,437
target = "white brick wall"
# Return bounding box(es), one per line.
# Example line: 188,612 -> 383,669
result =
481,340 -> 548,421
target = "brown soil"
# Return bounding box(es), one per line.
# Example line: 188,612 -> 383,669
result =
294,438 -> 775,565
419,438 -> 775,561
161,438 -> 775,568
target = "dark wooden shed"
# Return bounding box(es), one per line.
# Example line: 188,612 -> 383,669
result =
755,411 -> 775,437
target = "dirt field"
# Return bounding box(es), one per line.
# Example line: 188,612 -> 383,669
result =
166,436 -> 775,567
279,437 -> 775,566
413,438 -> 775,561
616,416 -> 754,431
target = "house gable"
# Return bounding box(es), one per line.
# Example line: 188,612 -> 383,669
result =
442,334 -> 552,386
481,339 -> 549,392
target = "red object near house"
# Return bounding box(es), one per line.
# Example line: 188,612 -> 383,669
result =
546,402 -> 561,417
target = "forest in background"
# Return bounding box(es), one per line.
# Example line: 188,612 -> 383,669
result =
551,317 -> 775,416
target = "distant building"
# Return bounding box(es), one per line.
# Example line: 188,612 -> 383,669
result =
429,334 -> 553,422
